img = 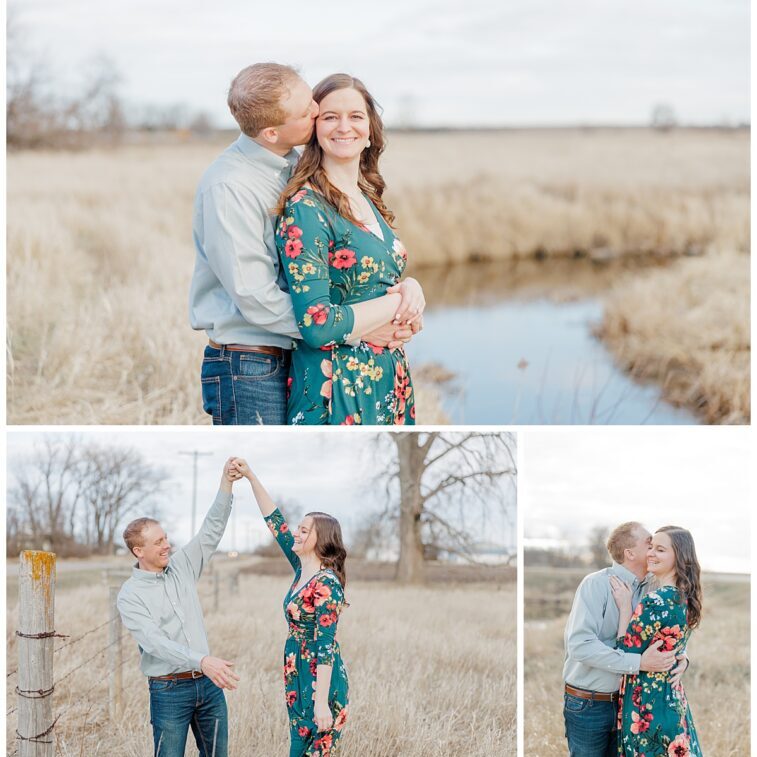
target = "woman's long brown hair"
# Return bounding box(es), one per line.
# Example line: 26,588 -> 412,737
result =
656,526 -> 703,629
307,511 -> 347,589
275,73 -> 395,228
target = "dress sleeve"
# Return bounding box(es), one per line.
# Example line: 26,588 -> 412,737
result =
275,195 -> 355,348
313,572 -> 344,667
263,507 -> 300,573
616,593 -> 666,653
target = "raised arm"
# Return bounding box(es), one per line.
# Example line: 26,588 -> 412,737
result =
232,458 -> 300,573
179,458 -> 239,581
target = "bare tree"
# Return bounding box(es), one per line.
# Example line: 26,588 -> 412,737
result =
78,444 -> 164,554
9,437 -> 86,551
370,432 -> 517,583
7,436 -> 164,556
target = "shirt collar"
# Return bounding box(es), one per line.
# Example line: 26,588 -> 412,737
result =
235,133 -> 299,173
610,561 -> 647,586
131,562 -> 168,581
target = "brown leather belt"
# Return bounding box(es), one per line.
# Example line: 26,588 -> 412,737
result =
565,684 -> 618,703
209,340 -> 286,358
149,670 -> 204,681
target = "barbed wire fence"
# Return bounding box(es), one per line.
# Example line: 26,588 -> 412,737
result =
7,551 -> 241,756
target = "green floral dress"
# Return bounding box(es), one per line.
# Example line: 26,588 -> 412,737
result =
615,586 -> 702,756
264,507 -> 349,757
275,188 -> 415,425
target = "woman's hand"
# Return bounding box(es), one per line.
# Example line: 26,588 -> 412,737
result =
313,701 -> 334,733
386,277 -> 425,325
609,575 -> 633,613
231,458 -> 253,481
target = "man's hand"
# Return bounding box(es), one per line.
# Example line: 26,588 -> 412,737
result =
201,656 -> 240,690
669,653 -> 688,688
362,322 -> 414,350
639,640 -> 677,673
220,457 -> 242,493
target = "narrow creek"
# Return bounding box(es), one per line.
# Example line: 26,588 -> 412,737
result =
406,259 -> 699,425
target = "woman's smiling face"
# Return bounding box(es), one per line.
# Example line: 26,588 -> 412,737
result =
316,87 -> 370,161
647,530 -> 676,579
292,515 -> 318,555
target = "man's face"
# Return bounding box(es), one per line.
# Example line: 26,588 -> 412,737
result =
134,523 -> 171,571
274,78 -> 318,149
628,526 -> 652,565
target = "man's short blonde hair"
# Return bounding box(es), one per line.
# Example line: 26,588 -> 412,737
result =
227,62 -> 301,137
606,521 -> 644,563
123,517 -> 159,557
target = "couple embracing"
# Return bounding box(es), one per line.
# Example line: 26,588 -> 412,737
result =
563,521 -> 703,756
117,458 -> 349,756
190,63 -> 424,426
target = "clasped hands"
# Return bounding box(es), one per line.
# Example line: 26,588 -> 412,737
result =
364,276 -> 425,350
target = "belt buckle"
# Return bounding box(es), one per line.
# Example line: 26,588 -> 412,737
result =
191,670 -> 202,679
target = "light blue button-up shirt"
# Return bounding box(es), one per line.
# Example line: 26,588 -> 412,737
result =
117,491 -> 232,677
562,562 -> 649,692
189,135 -> 301,348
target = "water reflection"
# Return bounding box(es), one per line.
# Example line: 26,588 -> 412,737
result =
407,259 -> 699,425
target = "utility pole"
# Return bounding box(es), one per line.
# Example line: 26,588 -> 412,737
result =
179,450 -> 212,536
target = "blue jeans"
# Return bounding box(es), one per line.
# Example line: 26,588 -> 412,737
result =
149,675 -> 228,757
563,692 -> 617,757
201,345 -> 290,425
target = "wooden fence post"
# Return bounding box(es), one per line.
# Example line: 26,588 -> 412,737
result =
213,571 -> 220,612
17,550 -> 56,757
108,586 -> 123,719
228,571 -> 239,596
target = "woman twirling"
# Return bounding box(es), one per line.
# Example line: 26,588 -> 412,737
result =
274,74 -> 424,425
233,459 -> 349,756
610,526 -> 703,756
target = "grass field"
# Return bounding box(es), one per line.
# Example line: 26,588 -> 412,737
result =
6,558 -> 516,756
6,128 -> 749,424
524,567 -> 750,755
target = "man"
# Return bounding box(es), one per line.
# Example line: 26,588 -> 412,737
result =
190,62 -> 414,424
117,458 -> 242,757
562,521 -> 688,757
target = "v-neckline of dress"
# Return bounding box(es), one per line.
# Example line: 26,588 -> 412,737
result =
302,186 -> 390,244
289,568 -> 327,600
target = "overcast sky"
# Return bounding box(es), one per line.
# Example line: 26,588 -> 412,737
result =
6,430 -> 516,553
13,0 -> 749,127
522,428 -> 751,574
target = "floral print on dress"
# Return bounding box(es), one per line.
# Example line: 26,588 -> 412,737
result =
264,507 -> 349,757
276,188 -> 415,426
615,586 -> 702,756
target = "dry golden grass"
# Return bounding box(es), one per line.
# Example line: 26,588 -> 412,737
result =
597,250 -> 750,424
6,562 -> 515,756
525,569 -> 750,756
6,129 -> 749,423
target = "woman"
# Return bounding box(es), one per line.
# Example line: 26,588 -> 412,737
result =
232,459 -> 349,756
275,74 -> 424,425
610,527 -> 703,756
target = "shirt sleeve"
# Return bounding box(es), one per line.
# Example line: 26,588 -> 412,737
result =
275,195 -> 355,348
565,575 -> 641,676
314,572 -> 344,667
199,182 -> 300,339
178,490 -> 233,581
264,507 -> 300,573
117,589 -> 205,671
